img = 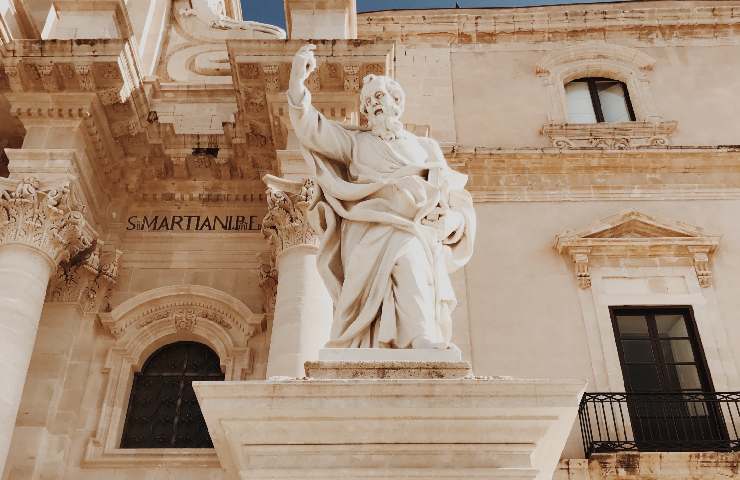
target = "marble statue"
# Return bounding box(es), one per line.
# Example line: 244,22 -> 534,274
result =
288,45 -> 476,349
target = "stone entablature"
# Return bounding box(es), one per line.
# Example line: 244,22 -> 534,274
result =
554,211 -> 720,289
86,285 -> 264,468
445,147 -> 740,202
357,1 -> 740,44
0,176 -> 95,265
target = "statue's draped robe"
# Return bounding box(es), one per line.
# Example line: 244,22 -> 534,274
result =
290,92 -> 476,348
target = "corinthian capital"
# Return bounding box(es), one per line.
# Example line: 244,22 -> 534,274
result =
0,177 -> 96,266
261,176 -> 319,256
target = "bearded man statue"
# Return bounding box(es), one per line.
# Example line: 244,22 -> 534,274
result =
288,45 -> 476,350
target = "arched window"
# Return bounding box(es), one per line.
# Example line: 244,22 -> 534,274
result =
120,341 -> 224,449
565,77 -> 636,124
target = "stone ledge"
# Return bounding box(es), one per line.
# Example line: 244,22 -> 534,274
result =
304,360 -> 472,379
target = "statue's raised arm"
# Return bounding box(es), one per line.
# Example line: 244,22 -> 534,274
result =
287,44 -> 354,164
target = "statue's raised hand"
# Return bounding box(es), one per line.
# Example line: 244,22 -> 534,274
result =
289,44 -> 317,101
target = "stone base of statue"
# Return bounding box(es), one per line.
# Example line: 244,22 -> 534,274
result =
194,350 -> 586,480
305,346 -> 472,379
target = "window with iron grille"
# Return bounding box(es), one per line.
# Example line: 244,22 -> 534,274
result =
565,77 -> 636,123
120,341 -> 224,448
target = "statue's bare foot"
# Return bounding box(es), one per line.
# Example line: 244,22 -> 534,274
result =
411,336 -> 447,350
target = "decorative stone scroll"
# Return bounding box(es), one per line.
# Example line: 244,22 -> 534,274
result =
555,211 -> 720,289
261,177 -> 319,256
0,177 -> 95,265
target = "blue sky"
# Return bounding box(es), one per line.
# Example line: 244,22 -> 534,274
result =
242,0 -> 618,28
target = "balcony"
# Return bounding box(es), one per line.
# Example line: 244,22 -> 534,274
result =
579,392 -> 740,457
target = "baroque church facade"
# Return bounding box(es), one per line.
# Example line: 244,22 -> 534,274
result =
1,0 -> 740,478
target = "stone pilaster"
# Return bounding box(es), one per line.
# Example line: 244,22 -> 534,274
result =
261,176 -> 332,378
0,176 -> 96,474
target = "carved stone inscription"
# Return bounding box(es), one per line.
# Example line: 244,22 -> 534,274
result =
126,214 -> 262,232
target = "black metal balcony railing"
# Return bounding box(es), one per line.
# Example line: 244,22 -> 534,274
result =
579,392 -> 740,457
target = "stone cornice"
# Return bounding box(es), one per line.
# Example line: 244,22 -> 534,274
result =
357,1 -> 740,44
444,146 -> 740,202
554,210 -> 720,288
0,177 -> 97,266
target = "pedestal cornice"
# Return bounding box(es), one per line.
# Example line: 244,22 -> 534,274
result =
0,177 -> 96,267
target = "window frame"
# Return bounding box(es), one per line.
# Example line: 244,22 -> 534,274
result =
609,306 -> 716,394
567,77 -> 636,124
83,285 -> 264,468
120,341 -> 226,449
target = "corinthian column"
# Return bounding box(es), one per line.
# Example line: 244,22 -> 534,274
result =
0,177 -> 94,473
262,175 -> 333,378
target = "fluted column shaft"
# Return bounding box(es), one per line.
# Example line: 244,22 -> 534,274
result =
0,177 -> 93,474
262,178 -> 333,378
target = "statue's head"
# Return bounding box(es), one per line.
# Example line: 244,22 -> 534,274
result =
360,74 -> 405,139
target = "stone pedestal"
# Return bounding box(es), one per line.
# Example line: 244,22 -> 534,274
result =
195,369 -> 585,480
306,347 -> 472,379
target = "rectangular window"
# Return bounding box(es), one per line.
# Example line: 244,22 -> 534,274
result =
609,306 -> 728,450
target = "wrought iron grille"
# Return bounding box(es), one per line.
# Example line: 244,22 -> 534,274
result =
120,341 -> 224,449
579,392 -> 740,457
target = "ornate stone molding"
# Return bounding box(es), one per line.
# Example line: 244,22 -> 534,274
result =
554,211 -> 720,289
99,285 -> 263,340
262,175 -> 319,257
46,244 -> 122,313
0,177 -> 95,265
257,251 -> 278,315
542,121 -> 678,150
535,42 -> 661,125
87,284 -> 262,468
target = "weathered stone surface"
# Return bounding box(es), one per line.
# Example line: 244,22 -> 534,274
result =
304,360 -> 472,379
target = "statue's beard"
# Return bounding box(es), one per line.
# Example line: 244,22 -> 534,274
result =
368,109 -> 404,141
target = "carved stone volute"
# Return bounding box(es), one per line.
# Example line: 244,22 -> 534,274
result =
261,177 -> 319,257
0,177 -> 96,266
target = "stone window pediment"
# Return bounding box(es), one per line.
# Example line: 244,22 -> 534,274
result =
537,42 -> 678,150
555,211 -> 720,289
84,285 -> 264,468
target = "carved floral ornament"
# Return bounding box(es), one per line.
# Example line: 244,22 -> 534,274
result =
554,211 -> 720,289
536,42 -> 677,150
0,176 -> 95,266
261,174 -> 319,257
46,243 -> 123,313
